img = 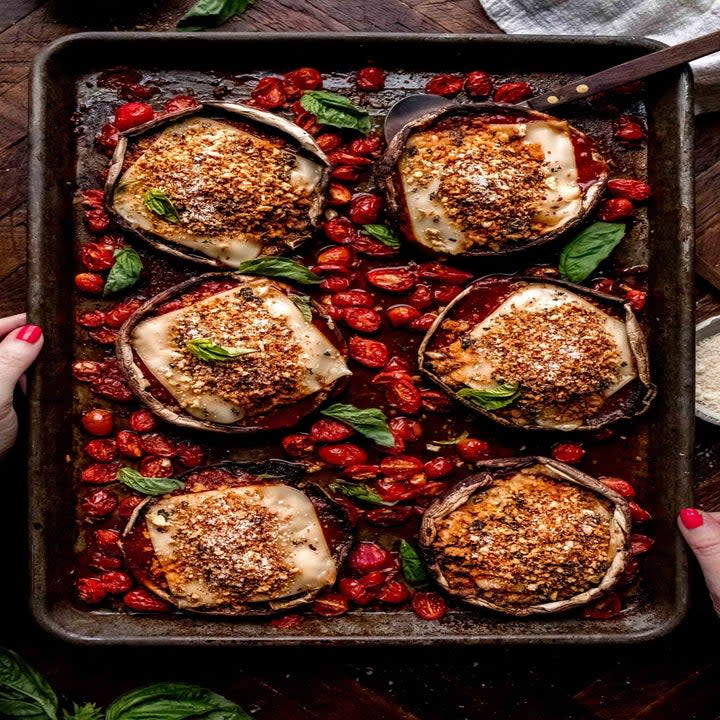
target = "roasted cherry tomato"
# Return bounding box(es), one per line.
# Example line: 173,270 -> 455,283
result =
607,178 -> 651,202
349,194 -> 383,225
163,94 -> 201,113
79,489 -> 118,518
356,67 -> 386,91
311,418 -> 355,443
342,307 -> 382,333
456,438 -> 490,462
425,74 -> 464,97
424,456 -> 456,479
318,443 -> 368,467
597,198 -> 634,222
283,67 -> 323,96
349,541 -> 393,573
494,81 -> 533,103
75,273 -> 105,295
552,442 -> 586,464
412,591 -> 448,620
84,438 -> 118,462
114,102 -> 155,131
311,593 -> 349,617
367,267 -> 416,293
123,588 -> 172,613
251,77 -> 287,110
348,336 -> 389,368
282,433 -> 317,458
465,70 -> 493,98
582,592 -> 622,619
385,379 -> 422,415
76,577 -> 107,605
614,115 -> 645,141
81,408 -> 114,436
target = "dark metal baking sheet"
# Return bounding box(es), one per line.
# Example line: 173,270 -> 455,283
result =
27,32 -> 694,645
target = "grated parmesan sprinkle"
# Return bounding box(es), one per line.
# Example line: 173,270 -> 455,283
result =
696,331 -> 720,414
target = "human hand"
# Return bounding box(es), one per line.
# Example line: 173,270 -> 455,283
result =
0,315 -> 44,459
679,508 -> 720,615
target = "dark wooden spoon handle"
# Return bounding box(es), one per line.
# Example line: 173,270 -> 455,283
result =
527,30 -> 720,112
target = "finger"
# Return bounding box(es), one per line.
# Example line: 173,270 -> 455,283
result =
678,508 -> 720,614
0,313 -> 26,337
0,324 -> 44,412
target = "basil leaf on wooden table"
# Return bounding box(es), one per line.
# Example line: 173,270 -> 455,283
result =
300,91 -> 372,135
236,257 -> 322,286
104,247 -> 143,297
399,540 -> 430,589
0,648 -> 59,720
177,0 -> 256,31
290,294 -> 313,322
143,189 -> 180,224
186,338 -> 256,361
321,403 -> 394,447
558,221 -> 626,283
117,468 -> 186,496
105,682 -> 252,720
61,703 -> 103,720
330,481 -> 396,506
362,224 -> 401,249
458,383 -> 520,411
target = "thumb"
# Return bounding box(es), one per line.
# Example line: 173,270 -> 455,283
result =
679,508 -> 720,615
0,323 -> 44,413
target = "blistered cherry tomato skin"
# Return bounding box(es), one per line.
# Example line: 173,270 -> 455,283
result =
251,77 -> 287,109
270,614 -> 304,629
91,376 -> 134,403
338,578 -> 375,606
408,312 -> 437,332
332,289 -> 374,307
84,439 -> 118,462
552,442 -> 586,464
316,133 -> 343,153
318,443 -> 369,467
386,304 -> 421,328
348,336 -> 389,368
282,433 -> 317,458
327,151 -> 374,167
79,242 -> 115,272
629,501 -> 652,523
312,593 -> 349,617
331,166 -> 362,183
320,275 -> 352,292
425,74 -> 464,97
412,591 -> 448,620
417,263 -> 473,285
80,489 -> 118,518
614,115 -> 645,141
94,529 -> 122,555
356,67 -> 386,91
456,438 -> 490,462
378,579 -> 410,604
139,456 -> 174,478
72,360 -> 102,382
76,577 -> 107,605
175,441 -> 206,468
380,455 -> 424,479
129,409 -> 157,433
76,310 -> 106,329
625,289 -> 647,312
284,67 -> 323,92
140,432 -> 176,457
342,463 -> 381,480
105,299 -> 143,328
324,217 -> 358,244
465,70 -> 493,98
408,284 -> 433,309
367,267 -> 416,293
591,277 -> 616,295
100,571 -> 133,594
390,417 -> 422,442
96,122 -> 119,152
310,418 -> 355,443
123,588 -> 172,613
317,245 -> 354,268
81,462 -> 122,485
348,136 -> 383,156
116,430 -> 143,458
343,307 -> 382,333
88,328 -> 118,346
328,183 -> 352,206
87,550 -> 122,571
494,81 -> 533,103
385,380 -> 423,415
420,390 -> 453,412
350,542 -> 393,573
114,102 -> 155,131
349,194 -> 383,225
365,506 -> 414,527
75,273 -> 105,295
118,495 -> 144,520
163,94 -> 201,113
600,476 -> 636,499
607,179 -> 651,202
433,285 -> 462,305
81,408 -> 114,436
630,534 -> 655,555
424,456 -> 456,479
582,592 -> 622,619
597,198 -> 634,222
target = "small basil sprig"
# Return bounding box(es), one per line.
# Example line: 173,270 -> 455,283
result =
236,257 -> 321,286
104,248 -> 143,297
117,468 -> 185,497
361,224 -> 400,250
177,0 -> 256,31
300,91 -> 372,135
62,704 -> 103,720
558,221 -> 626,283
458,383 -> 520,411
143,189 -> 180,224
290,294 -> 313,323
105,682 -> 252,720
321,403 -> 394,447
399,540 -> 430,589
330,481 -> 396,506
0,648 -> 59,720
186,338 -> 256,361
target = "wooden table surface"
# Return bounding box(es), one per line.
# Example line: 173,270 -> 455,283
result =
3,2 -> 720,718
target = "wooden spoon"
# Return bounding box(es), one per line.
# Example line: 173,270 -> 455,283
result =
384,29 -> 720,141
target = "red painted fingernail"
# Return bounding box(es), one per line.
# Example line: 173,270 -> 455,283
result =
680,508 -> 704,530
16,324 -> 42,344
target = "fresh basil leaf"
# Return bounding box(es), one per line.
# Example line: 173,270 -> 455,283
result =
0,648 -> 59,720
458,383 -> 520,411
321,403 -> 394,447
177,0 -> 255,31
106,682 -> 252,720
117,468 -> 185,497
61,703 -> 102,720
300,91 -> 372,135
330,481 -> 396,506
361,224 -> 400,249
399,540 -> 430,589
143,189 -> 180,224
104,248 -> 143,297
186,338 -> 256,362
290,294 -> 313,323
236,257 -> 321,286
558,221 -> 626,283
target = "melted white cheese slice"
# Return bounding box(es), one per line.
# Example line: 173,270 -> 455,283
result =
445,285 -> 636,427
399,121 -> 583,254
146,485 -> 336,608
131,281 -> 351,423
113,118 -> 323,265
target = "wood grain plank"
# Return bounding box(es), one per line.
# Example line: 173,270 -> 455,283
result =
0,203 -> 27,281
0,0 -> 44,33
696,158 -> 720,289
0,263 -> 26,315
400,0 -> 498,33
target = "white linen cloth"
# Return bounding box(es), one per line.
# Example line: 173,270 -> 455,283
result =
480,0 -> 720,113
